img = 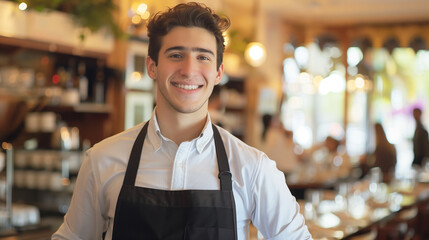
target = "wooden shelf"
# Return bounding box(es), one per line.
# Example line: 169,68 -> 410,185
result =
0,35 -> 109,60
44,103 -> 111,114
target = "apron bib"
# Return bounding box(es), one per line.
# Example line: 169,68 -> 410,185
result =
112,122 -> 237,240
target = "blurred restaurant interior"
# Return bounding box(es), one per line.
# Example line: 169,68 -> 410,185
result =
1,0 -> 429,239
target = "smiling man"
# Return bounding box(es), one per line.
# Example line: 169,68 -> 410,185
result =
52,2 -> 311,240
149,26 -> 223,144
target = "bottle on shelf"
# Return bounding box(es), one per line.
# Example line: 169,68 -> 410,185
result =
77,61 -> 89,102
94,60 -> 105,104
58,60 -> 79,106
65,59 -> 76,89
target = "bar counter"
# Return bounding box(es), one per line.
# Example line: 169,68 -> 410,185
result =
0,217 -> 61,240
301,182 -> 429,239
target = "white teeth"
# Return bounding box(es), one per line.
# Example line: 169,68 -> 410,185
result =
175,83 -> 199,90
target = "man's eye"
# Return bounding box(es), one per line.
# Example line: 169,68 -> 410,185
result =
198,56 -> 210,61
169,54 -> 182,59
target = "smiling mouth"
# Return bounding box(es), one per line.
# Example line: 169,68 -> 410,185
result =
172,83 -> 201,90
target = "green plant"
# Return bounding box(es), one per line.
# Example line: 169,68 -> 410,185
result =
227,29 -> 251,55
11,0 -> 124,39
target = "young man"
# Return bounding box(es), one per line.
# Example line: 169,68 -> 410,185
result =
52,2 -> 311,240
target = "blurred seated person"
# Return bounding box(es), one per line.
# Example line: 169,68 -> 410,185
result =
360,122 -> 397,182
260,114 -> 300,175
298,135 -> 351,178
412,107 -> 429,167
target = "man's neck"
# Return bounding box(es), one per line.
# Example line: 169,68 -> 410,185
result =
155,107 -> 208,145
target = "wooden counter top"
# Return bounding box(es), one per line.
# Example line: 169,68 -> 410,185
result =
0,217 -> 61,240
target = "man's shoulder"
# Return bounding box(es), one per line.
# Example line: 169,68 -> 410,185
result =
217,126 -> 250,147
91,123 -> 145,155
216,125 -> 266,161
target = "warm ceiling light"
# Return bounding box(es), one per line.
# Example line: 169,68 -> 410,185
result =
355,76 -> 365,89
244,42 -> 266,67
141,11 -> 150,20
131,71 -> 142,81
18,2 -> 27,10
136,3 -> 148,15
131,15 -> 142,25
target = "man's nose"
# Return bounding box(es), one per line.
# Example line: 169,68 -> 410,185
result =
180,57 -> 197,76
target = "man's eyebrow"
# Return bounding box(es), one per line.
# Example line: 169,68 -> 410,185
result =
164,46 -> 214,56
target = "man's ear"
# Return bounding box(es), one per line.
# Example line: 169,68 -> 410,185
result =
215,63 -> 224,85
147,56 -> 157,79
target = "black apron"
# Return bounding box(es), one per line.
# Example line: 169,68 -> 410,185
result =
112,122 -> 238,240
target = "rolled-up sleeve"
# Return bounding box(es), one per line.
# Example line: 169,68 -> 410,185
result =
52,149 -> 105,240
251,154 -> 312,240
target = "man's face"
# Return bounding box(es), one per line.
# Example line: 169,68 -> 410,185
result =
147,26 -> 223,114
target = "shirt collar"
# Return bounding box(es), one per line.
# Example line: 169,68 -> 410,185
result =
146,110 -> 162,152
146,109 -> 214,154
196,115 -> 214,154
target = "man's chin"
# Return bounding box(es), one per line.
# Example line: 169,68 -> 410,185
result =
173,104 -> 206,115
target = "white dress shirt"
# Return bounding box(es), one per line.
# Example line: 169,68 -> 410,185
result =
52,112 -> 311,240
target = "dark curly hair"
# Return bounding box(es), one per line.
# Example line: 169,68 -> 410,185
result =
147,2 -> 230,70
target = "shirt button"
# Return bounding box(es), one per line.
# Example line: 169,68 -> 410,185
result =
177,163 -> 183,168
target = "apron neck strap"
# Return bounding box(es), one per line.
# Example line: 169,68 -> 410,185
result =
212,125 -> 232,191
123,121 -> 149,186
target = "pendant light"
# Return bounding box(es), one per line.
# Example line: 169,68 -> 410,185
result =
245,42 -> 266,67
244,0 -> 266,67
